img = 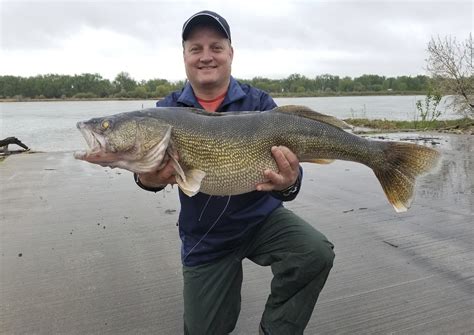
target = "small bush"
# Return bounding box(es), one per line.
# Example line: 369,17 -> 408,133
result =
73,92 -> 98,99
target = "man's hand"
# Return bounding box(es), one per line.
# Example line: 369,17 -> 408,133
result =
256,146 -> 300,192
137,152 -> 179,188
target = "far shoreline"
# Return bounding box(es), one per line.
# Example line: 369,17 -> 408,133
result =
0,91 -> 429,103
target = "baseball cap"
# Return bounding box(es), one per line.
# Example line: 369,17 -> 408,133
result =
182,10 -> 231,42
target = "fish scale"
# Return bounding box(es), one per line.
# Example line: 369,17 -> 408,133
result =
74,105 -> 440,212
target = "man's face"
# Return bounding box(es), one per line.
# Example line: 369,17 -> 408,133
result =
183,25 -> 233,92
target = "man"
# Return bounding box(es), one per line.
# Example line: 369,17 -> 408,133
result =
135,10 -> 335,335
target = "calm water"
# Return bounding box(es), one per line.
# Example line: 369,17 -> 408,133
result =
0,96 -> 458,152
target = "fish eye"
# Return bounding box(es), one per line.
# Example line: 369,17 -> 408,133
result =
101,120 -> 110,130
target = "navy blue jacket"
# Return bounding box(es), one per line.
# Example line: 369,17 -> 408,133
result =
154,77 -> 300,266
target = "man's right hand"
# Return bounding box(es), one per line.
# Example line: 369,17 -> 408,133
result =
137,153 -> 178,188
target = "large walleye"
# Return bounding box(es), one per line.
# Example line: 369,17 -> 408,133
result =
74,105 -> 440,212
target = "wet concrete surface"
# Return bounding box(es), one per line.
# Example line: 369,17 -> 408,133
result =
0,133 -> 473,334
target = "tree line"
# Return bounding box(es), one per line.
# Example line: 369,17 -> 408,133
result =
1,34 -> 470,117
0,72 -> 432,100
0,72 -> 184,100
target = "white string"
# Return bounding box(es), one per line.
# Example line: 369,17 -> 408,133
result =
198,195 -> 213,221
183,195 -> 232,261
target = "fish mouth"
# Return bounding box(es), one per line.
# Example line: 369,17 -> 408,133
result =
73,122 -> 110,162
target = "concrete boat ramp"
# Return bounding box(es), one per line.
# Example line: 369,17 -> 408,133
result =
1,134 -> 473,334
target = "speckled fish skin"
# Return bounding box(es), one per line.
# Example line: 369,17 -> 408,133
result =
75,105 -> 440,212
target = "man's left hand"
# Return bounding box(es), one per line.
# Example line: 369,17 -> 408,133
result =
256,146 -> 300,192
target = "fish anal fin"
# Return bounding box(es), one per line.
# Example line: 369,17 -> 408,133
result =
274,105 -> 352,129
176,169 -> 206,197
305,158 -> 335,164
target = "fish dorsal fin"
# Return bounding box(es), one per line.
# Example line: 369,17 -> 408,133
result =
273,105 -> 352,129
307,158 -> 335,164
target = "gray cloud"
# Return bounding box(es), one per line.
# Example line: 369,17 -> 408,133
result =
1,0 -> 472,79
1,1 -> 205,50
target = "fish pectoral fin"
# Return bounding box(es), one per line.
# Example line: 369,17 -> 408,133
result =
176,169 -> 206,197
306,158 -> 335,164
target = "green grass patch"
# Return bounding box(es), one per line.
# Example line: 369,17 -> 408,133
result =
345,118 -> 473,132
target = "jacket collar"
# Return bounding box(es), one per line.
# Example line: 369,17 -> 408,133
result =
177,76 -> 246,109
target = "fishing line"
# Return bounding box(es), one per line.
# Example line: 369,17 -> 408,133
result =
198,195 -> 213,221
183,195 -> 231,261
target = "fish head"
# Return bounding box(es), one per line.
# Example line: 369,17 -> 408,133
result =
74,113 -> 172,173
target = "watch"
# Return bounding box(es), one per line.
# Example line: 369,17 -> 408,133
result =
134,173 -> 166,193
279,182 -> 300,197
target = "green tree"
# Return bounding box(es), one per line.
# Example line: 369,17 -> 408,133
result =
0,76 -> 21,97
284,73 -> 304,92
315,74 -> 339,92
338,76 -> 354,92
132,86 -> 148,99
354,74 -> 385,91
113,72 -> 137,93
155,84 -> 171,97
145,79 -> 170,93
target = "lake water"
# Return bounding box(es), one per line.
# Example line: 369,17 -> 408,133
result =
0,96 -> 459,152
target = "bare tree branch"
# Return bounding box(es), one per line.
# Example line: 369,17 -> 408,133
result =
426,34 -> 473,117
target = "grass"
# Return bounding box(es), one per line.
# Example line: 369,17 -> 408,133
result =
345,118 -> 473,133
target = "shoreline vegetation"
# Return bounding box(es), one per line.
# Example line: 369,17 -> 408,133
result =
347,118 -> 473,134
1,72 -> 435,101
0,90 -> 430,103
0,91 -> 426,102
0,91 -> 430,103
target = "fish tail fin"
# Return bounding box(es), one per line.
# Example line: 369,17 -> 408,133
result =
372,142 -> 440,212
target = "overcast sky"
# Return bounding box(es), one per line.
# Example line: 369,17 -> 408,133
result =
1,0 -> 472,81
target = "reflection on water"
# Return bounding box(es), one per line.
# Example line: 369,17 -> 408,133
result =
416,134 -> 473,215
375,133 -> 473,215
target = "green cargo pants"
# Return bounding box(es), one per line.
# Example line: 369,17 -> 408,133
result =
182,207 -> 335,335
